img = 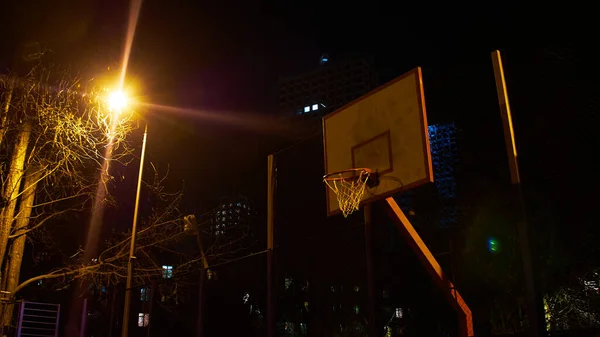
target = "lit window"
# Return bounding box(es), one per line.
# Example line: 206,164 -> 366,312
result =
312,104 -> 318,111
162,265 -> 173,279
137,313 -> 149,327
140,287 -> 149,301
395,307 -> 403,318
302,281 -> 309,292
304,106 -> 310,113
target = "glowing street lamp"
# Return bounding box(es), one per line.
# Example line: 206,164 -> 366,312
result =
104,87 -> 146,337
108,90 -> 129,113
112,89 -> 149,337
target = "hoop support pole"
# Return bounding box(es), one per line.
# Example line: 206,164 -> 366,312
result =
364,203 -> 377,337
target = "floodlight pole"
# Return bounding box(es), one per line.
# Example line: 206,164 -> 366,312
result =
364,203 -> 377,337
121,123 -> 148,337
266,154 -> 276,337
491,50 -> 545,337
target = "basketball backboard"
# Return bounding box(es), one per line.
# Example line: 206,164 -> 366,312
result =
322,67 -> 433,216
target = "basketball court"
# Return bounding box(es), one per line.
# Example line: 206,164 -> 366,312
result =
270,67 -> 473,337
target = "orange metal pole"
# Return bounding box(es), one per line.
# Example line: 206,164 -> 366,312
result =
384,197 -> 474,336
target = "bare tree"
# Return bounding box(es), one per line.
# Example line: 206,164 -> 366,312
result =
0,56 -> 259,332
0,56 -> 134,326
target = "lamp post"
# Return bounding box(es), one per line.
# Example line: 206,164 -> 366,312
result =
106,90 -> 145,337
121,122 -> 147,337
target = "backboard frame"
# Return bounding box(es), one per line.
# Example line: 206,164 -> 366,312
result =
322,67 -> 433,217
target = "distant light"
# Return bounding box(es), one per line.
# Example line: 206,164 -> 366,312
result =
487,237 -> 500,253
312,104 -> 319,111
322,58 -> 328,62
304,106 -> 310,112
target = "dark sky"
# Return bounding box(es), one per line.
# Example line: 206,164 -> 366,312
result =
1,1 -> 596,234
1,0 -> 566,109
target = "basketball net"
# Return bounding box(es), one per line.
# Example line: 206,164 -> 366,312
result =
324,169 -> 370,217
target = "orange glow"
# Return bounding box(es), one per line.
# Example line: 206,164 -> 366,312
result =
108,90 -> 128,112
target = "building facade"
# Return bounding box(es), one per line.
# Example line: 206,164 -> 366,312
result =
275,55 -> 377,140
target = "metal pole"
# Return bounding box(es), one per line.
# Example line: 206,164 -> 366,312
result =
16,302 -> 25,337
491,50 -> 545,337
54,304 -> 61,337
80,299 -> 88,337
363,203 -> 377,337
266,154 -> 275,337
196,227 -> 208,337
108,288 -> 117,337
121,123 -> 148,337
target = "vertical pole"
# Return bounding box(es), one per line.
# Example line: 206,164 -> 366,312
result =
491,50 -> 520,185
364,203 -> 377,337
266,154 -> 275,337
16,302 -> 25,337
196,228 -> 208,337
122,123 -> 148,337
491,50 -> 545,337
54,304 -> 61,337
79,299 -> 87,337
196,268 -> 206,337
108,288 -> 117,337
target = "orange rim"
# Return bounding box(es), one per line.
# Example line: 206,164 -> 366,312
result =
323,168 -> 371,182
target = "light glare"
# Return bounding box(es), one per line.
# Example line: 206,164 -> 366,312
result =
108,91 -> 128,112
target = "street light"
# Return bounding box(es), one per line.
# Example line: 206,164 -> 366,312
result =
107,90 -> 148,337
108,90 -> 129,113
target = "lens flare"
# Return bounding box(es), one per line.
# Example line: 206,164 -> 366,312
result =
108,91 -> 128,112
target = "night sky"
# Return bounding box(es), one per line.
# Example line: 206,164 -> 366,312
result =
1,0 -> 596,242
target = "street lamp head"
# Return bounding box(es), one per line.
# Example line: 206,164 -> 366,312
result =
108,90 -> 128,113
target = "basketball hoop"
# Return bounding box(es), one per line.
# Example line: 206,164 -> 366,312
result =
323,168 -> 371,217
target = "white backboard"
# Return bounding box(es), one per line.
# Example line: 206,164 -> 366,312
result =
323,67 -> 433,216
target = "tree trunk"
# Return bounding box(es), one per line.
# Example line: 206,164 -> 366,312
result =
2,167 -> 41,329
0,77 -> 15,147
0,122 -> 31,281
